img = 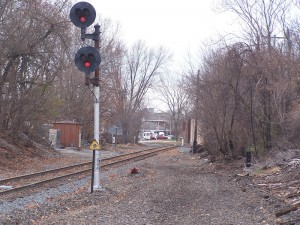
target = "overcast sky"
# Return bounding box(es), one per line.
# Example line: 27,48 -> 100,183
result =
88,0 -> 237,63
80,0 -> 238,110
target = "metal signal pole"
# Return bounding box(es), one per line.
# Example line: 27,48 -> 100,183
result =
92,24 -> 102,191
70,2 -> 102,192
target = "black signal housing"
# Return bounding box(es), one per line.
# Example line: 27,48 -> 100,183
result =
75,46 -> 101,74
70,1 -> 96,29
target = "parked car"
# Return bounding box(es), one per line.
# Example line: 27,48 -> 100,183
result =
143,132 -> 151,140
167,135 -> 174,140
150,133 -> 157,140
157,135 -> 168,140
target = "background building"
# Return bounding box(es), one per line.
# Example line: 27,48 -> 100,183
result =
140,108 -> 171,139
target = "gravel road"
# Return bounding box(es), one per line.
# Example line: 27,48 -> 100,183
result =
0,147 -> 284,224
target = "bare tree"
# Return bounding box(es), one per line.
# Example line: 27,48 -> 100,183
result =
190,44 -> 249,158
181,0 -> 300,161
99,19 -> 126,129
119,41 -> 171,143
156,74 -> 188,140
0,0 -> 71,144
216,0 -> 297,152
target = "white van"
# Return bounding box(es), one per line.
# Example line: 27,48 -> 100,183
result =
143,132 -> 151,140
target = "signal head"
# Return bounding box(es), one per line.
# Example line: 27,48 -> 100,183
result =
70,2 -> 96,28
75,46 -> 101,74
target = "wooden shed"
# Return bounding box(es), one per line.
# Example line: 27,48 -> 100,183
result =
53,121 -> 82,149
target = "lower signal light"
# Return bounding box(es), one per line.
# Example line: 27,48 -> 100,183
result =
84,61 -> 91,68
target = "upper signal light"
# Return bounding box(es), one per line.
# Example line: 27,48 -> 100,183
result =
70,1 -> 96,28
80,16 -> 86,23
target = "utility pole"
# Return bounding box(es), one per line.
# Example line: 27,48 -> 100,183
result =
192,70 -> 200,153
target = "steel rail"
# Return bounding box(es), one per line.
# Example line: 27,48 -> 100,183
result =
0,145 -> 177,196
0,146 -> 160,185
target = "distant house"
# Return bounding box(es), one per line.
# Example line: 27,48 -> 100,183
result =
140,108 -> 171,139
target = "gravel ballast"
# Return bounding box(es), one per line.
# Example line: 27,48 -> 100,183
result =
0,148 -> 283,224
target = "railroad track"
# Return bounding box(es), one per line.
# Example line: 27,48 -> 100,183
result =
0,145 -> 178,197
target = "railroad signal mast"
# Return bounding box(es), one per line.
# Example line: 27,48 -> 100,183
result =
70,1 -> 102,192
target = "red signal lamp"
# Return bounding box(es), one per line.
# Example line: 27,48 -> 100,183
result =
84,61 -> 91,67
80,16 -> 86,23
